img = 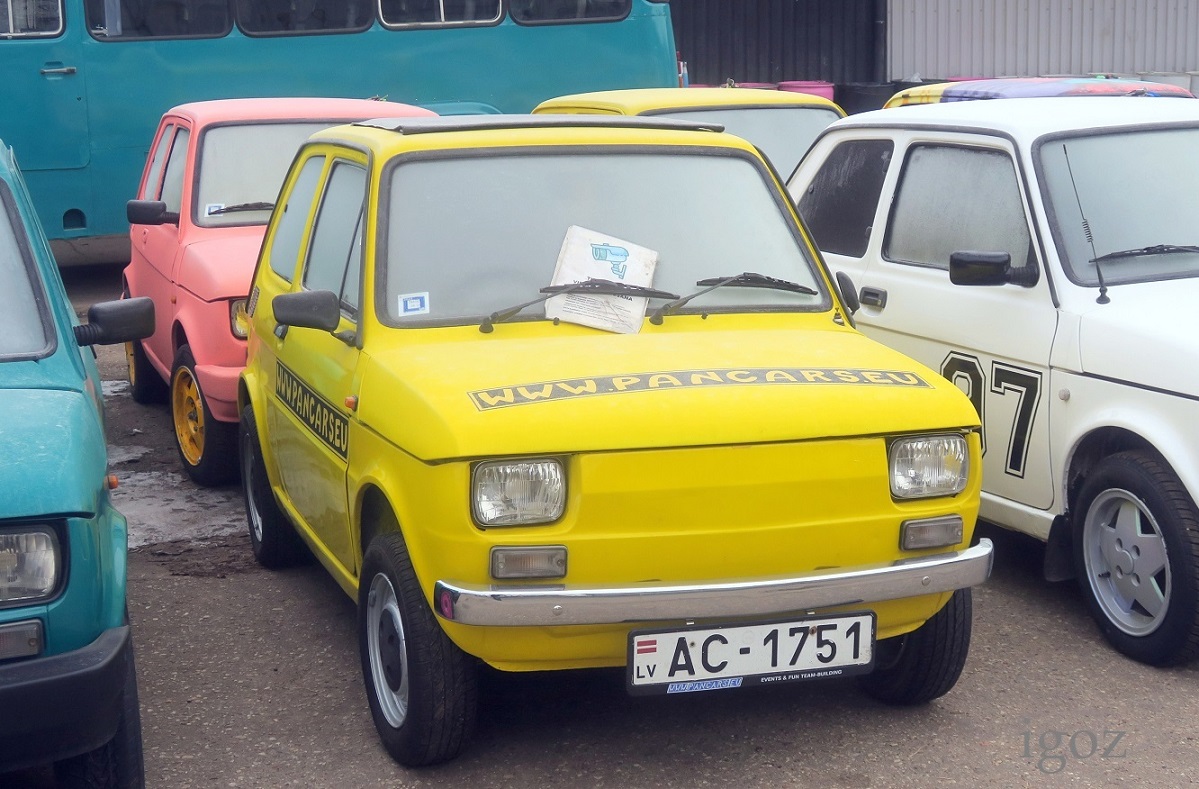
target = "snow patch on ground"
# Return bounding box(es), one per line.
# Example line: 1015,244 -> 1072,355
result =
103,380 -> 130,397
111,469 -> 244,547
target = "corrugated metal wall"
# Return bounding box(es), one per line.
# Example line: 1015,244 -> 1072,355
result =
670,0 -> 881,86
889,0 -> 1199,82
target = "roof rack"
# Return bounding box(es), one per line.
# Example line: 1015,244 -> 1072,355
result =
354,114 -> 725,135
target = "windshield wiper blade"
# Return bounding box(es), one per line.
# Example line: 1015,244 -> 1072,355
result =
479,278 -> 680,333
649,272 -> 818,325
208,201 -> 275,215
1091,244 -> 1199,264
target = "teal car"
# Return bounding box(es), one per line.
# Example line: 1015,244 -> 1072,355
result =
0,140 -> 153,786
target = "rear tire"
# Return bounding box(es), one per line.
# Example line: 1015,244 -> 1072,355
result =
55,633 -> 145,788
359,530 -> 477,766
171,345 -> 237,486
859,588 -> 972,705
241,404 -> 307,569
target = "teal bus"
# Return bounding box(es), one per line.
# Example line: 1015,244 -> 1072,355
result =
2,0 -> 677,264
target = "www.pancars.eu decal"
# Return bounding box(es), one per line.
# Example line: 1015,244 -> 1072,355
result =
468,367 -> 930,410
276,362 -> 349,457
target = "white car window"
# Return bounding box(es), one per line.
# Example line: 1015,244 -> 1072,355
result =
1040,127 -> 1199,286
885,145 -> 1031,271
796,138 -> 893,258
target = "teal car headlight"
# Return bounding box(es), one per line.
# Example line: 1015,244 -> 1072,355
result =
889,434 -> 969,499
472,459 -> 565,526
0,527 -> 61,604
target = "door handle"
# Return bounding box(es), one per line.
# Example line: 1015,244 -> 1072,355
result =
39,65 -> 78,75
859,286 -> 887,309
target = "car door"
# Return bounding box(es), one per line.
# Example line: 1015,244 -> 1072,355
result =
130,121 -> 191,374
265,154 -> 369,577
799,133 -> 1058,517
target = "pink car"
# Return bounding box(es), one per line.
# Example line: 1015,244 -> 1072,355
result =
124,97 -> 434,485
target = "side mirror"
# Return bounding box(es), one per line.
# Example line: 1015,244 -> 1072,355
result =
272,290 -> 341,333
949,251 -> 1009,286
949,251 -> 1038,288
127,199 -> 179,226
834,270 -> 860,315
73,297 -> 155,347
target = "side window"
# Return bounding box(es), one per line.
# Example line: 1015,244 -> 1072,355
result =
885,144 -> 1032,271
510,0 -> 629,22
381,0 -> 500,25
0,183 -> 52,357
796,139 -> 893,258
235,0 -> 373,34
139,124 -> 176,200
1,0 -> 63,35
85,0 -> 231,38
158,127 -> 191,214
302,161 -> 366,315
269,155 -> 325,282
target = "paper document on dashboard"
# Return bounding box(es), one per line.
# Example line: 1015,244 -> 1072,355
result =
546,225 -> 660,334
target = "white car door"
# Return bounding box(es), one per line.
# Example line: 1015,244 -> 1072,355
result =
796,132 -> 1058,521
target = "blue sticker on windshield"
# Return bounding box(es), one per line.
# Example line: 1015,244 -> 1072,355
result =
399,292 -> 430,316
591,242 -> 630,279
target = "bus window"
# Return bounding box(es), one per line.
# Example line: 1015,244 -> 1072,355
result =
85,0 -> 231,38
510,0 -> 629,23
236,0 -> 372,34
1,0 -> 63,35
380,0 -> 500,26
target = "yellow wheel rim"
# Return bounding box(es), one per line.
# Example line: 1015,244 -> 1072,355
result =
172,366 -> 205,466
125,342 -> 137,388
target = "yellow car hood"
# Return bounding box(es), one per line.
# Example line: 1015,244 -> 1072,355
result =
357,320 -> 977,462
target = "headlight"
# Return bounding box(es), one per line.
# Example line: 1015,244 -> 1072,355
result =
230,298 -> 250,339
472,459 -> 565,526
0,529 -> 61,604
889,434 -> 969,499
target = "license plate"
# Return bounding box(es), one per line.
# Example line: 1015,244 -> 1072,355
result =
627,612 -> 875,695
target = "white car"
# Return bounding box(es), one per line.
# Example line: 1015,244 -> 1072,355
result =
787,97 -> 1199,666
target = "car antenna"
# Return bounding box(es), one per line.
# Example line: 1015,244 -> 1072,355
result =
1062,144 -> 1110,304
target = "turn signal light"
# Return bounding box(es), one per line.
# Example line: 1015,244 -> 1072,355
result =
490,546 -> 567,580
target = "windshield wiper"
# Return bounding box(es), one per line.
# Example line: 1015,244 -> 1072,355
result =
1091,244 -> 1199,264
208,201 -> 275,215
479,278 -> 680,333
649,272 -> 818,325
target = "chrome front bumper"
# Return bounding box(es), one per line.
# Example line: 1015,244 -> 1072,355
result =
433,538 -> 993,627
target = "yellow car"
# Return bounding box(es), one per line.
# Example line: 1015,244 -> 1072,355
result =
238,114 -> 992,766
534,86 -> 844,178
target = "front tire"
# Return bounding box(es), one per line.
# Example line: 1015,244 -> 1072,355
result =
359,530 -> 477,767
240,405 -> 307,569
1073,451 -> 1199,666
121,286 -> 166,405
171,345 -> 237,486
55,634 -> 145,788
859,588 -> 972,705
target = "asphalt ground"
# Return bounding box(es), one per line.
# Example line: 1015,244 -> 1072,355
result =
2,263 -> 1196,787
